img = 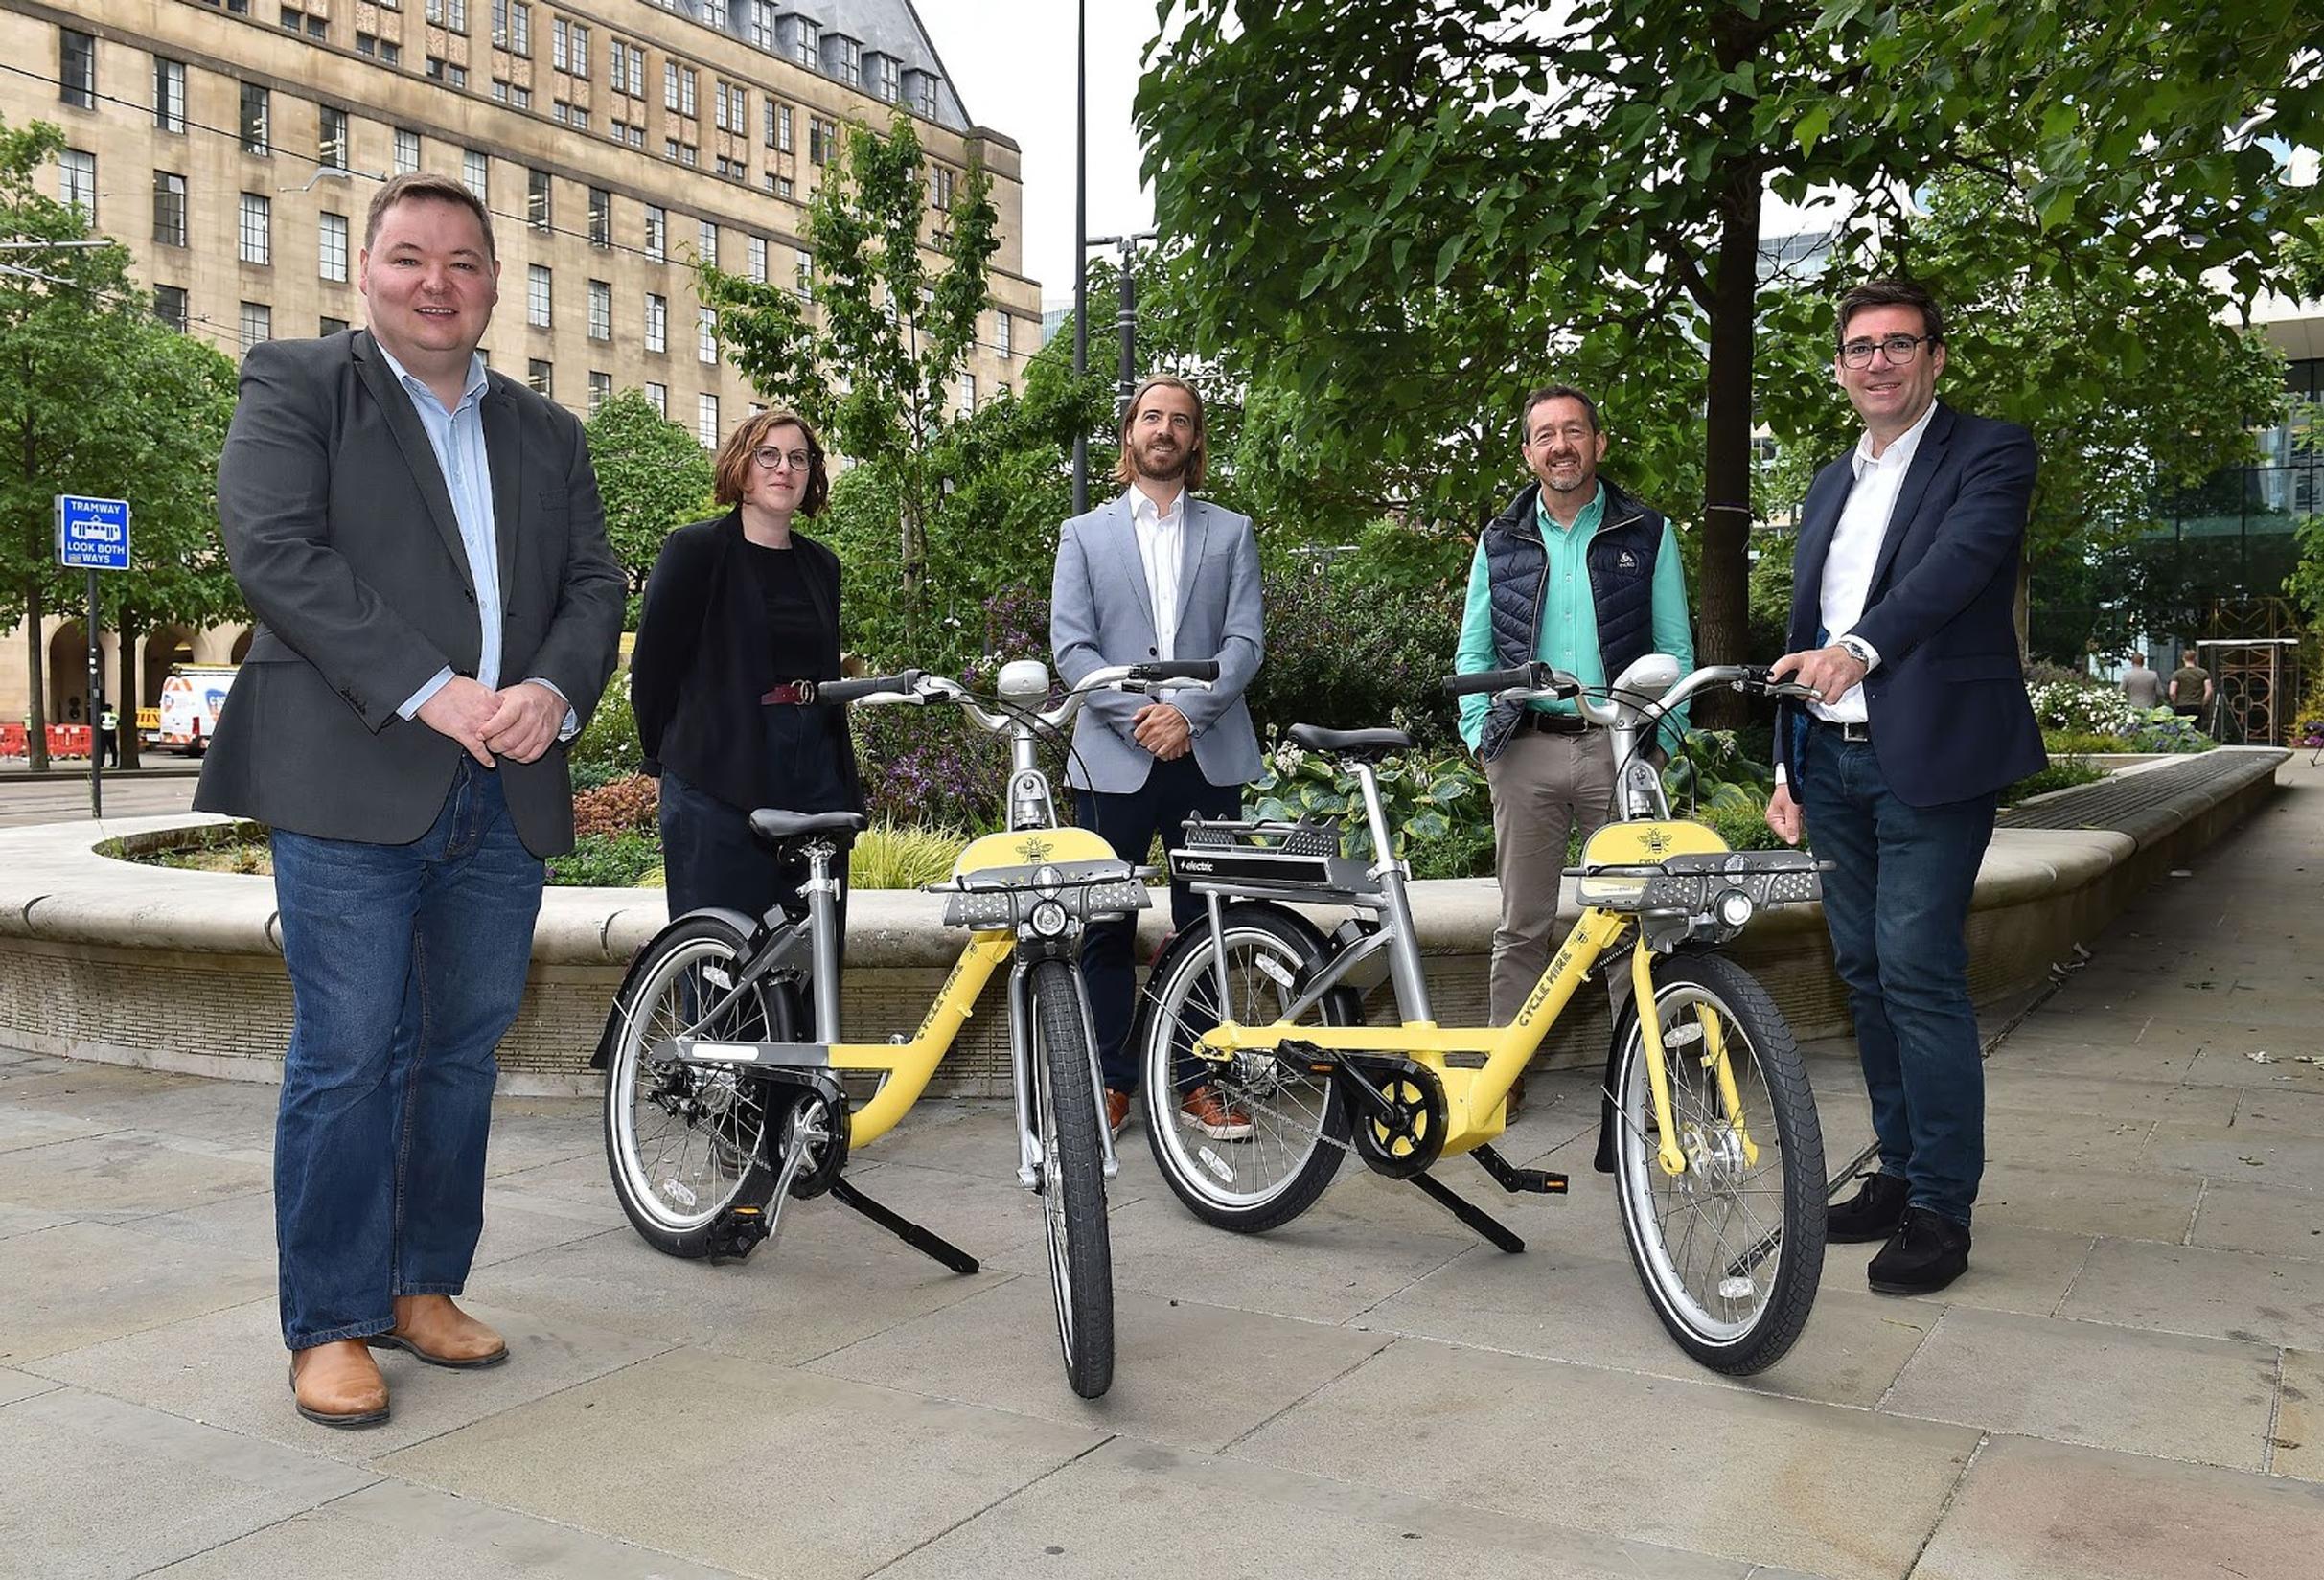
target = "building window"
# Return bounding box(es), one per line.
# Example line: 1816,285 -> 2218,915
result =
153,285 -> 188,332
769,102 -> 792,152
463,149 -> 489,201
426,58 -> 470,89
698,306 -> 717,364
527,168 -> 551,230
242,83 -> 271,156
552,17 -> 568,70
717,81 -> 746,133
958,372 -> 976,415
58,149 -> 95,220
908,70 -> 938,118
528,264 -> 552,328
826,34 -> 860,88
587,279 -> 610,341
588,186 -> 610,247
611,40 -> 644,97
643,205 -> 665,262
792,18 -> 818,68
394,129 -> 421,175
776,174 -> 794,200
996,312 -> 1011,360
318,106 -> 348,171
59,29 -> 95,109
567,23 -> 589,76
748,235 -> 768,285
426,0 -> 468,26
809,116 -> 838,167
239,192 -> 271,265
321,315 -> 349,336
588,370 -> 611,413
930,165 -> 956,212
644,292 -> 666,353
154,57 -> 187,133
698,218 -> 718,265
697,392 -> 719,448
527,357 -> 552,397
319,212 -> 349,281
152,172 -> 188,247
240,301 -> 272,355
494,1 -> 532,56
749,1 -> 775,51
871,55 -> 900,103
795,249 -> 812,292
645,381 -> 666,417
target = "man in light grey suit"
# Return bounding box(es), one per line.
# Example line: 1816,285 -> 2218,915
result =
1052,374 -> 1264,1141
196,173 -> 623,1429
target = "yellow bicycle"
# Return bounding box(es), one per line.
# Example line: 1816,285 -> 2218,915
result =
597,658 -> 1215,1398
1135,657 -> 1829,1374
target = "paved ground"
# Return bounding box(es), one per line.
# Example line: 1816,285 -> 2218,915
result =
1,761 -> 2320,1578
0,774 -> 196,828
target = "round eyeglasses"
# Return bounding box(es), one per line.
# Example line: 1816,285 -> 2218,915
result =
751,447 -> 813,472
1839,333 -> 1938,369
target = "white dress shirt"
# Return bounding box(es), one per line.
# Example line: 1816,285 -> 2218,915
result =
1809,398 -> 1937,723
1128,486 -> 1185,662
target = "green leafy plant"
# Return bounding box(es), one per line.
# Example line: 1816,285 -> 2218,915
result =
2001,758 -> 2107,806
546,831 -> 663,888
1244,739 -> 1485,862
568,675 -> 642,791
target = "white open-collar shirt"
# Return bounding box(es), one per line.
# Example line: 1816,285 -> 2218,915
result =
1809,398 -> 1938,723
1127,485 -> 1186,661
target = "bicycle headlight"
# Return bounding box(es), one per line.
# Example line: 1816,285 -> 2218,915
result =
1715,887 -> 1755,929
1028,900 -> 1069,938
1576,872 -> 1651,909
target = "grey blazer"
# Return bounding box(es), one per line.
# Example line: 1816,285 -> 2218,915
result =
194,330 -> 624,857
1049,492 -> 1264,794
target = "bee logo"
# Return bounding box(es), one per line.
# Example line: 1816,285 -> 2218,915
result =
1015,834 -> 1056,864
1642,825 -> 1674,856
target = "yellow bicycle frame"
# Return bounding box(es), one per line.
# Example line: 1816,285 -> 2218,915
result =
823,825 -> 1121,1150
1192,818 -> 1759,1177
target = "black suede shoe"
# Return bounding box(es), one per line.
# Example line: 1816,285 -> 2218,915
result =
1827,1171 -> 1910,1244
1867,1207 -> 1971,1296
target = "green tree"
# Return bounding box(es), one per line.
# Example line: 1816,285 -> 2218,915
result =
0,118 -> 243,769
699,112 -> 999,603
584,388 -> 715,623
1139,0 -> 2322,715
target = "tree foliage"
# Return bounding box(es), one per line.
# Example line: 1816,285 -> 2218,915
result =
583,388 -> 715,622
699,112 -> 1000,600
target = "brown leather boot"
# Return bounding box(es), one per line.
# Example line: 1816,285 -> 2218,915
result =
366,1294 -> 510,1369
288,1340 -> 389,1428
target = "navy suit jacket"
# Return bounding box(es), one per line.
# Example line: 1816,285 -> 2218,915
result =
1778,401 -> 2046,807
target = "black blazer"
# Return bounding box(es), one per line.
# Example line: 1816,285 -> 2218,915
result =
631,511 -> 863,815
195,330 -> 625,856
1778,401 -> 2046,807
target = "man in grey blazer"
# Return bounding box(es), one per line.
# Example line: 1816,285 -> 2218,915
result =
1051,374 -> 1264,1141
196,173 -> 623,1428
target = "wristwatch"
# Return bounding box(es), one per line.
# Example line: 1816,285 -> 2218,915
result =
1834,634 -> 1875,669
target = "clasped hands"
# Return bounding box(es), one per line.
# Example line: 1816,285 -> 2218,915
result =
1132,701 -> 1192,761
416,676 -> 564,767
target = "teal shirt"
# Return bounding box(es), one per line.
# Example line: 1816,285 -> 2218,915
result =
1453,483 -> 1696,752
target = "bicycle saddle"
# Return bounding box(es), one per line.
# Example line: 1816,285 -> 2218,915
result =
748,809 -> 869,845
1286,724 -> 1415,761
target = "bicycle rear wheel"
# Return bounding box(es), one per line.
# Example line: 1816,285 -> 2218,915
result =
603,914 -> 786,1258
1028,957 -> 1114,1398
1608,950 -> 1825,1375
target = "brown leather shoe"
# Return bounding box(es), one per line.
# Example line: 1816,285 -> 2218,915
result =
288,1340 -> 389,1428
1504,1075 -> 1528,1122
1181,1085 -> 1254,1141
366,1294 -> 510,1369
1104,1088 -> 1132,1140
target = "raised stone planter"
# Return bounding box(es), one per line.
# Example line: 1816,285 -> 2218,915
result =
0,748 -> 2288,1096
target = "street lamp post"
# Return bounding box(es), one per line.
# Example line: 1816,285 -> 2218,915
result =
1071,0 -> 1089,515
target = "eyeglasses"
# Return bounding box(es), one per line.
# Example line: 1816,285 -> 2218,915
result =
1839,333 -> 1939,369
751,447 -> 813,472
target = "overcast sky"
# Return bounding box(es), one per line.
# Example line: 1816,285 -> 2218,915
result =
909,0 -> 1162,308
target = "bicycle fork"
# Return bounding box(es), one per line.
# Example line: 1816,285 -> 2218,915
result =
1006,950 -> 1122,1192
1626,937 -> 1759,1177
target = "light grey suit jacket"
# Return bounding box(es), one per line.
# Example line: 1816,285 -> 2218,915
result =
194,330 -> 624,856
1050,492 -> 1264,794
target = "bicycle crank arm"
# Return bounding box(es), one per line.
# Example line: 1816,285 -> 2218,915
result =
1469,1144 -> 1568,1196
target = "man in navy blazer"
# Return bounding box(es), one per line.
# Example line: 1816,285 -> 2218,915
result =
1766,279 -> 2043,1297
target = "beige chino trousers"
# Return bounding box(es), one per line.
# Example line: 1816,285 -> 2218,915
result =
1483,725 -> 1619,1025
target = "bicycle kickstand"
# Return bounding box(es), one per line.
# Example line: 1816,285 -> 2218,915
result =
1407,1172 -> 1528,1254
828,1177 -> 981,1274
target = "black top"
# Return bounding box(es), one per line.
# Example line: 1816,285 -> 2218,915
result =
631,510 -> 863,817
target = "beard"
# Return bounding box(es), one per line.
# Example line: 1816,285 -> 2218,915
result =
1135,439 -> 1189,482
1541,460 -> 1590,494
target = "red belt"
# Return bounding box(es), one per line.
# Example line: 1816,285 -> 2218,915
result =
759,681 -> 817,705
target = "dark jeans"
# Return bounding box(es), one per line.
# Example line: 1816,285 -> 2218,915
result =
657,769 -> 839,924
1074,755 -> 1242,1092
268,762 -> 543,1350
1797,726 -> 1996,1227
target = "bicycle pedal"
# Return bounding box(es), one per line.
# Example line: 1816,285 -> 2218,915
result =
1518,1170 -> 1569,1195
705,1203 -> 771,1262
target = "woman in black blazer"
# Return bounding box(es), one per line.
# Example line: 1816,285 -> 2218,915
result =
631,406 -> 863,920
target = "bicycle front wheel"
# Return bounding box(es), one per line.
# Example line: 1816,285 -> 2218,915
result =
1028,956 -> 1115,1399
1608,950 -> 1825,1375
603,914 -> 785,1258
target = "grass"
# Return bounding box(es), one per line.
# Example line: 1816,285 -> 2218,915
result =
849,820 -> 971,890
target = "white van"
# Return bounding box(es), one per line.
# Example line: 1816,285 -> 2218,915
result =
151,664 -> 239,756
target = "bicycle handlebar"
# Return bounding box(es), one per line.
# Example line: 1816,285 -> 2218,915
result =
1444,662 -> 1577,698
1130,659 -> 1220,684
816,669 -> 924,705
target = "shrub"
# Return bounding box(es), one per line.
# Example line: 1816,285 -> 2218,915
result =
569,673 -> 642,790
2127,709 -> 2216,754
1245,569 -> 1464,752
2027,678 -> 2142,736
1244,737 -> 1486,861
547,830 -> 663,887
573,773 -> 658,838
849,820 -> 970,889
1700,801 -> 1791,852
2002,758 -> 2107,805
852,701 -> 1016,834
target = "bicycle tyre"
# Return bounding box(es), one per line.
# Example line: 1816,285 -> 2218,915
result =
1137,904 -> 1355,1233
1029,956 -> 1115,1399
1608,950 -> 1825,1375
603,913 -> 784,1258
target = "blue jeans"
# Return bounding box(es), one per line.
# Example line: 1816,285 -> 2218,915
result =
268,763 -> 544,1350
1797,727 -> 1996,1226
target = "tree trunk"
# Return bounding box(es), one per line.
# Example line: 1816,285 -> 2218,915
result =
24,578 -> 45,773
1693,173 -> 1763,728
119,606 -> 141,770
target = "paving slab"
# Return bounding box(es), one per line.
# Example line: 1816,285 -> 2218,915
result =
1971,1159 -> 2202,1243
120,1182 -> 620,1271
0,1200 -> 70,1241
811,1274 -> 1389,1452
1981,1066 -> 2237,1126
2232,1086 -> 2324,1136
0,1385 -> 373,1580
2185,1045 -> 2324,1089
378,1345 -> 1106,1580
27,1294 -> 672,1461
1359,1238 -> 1935,1409
0,1067 -> 277,1147
0,1219 -> 276,1363
2276,1347 -> 2324,1482
478,1104 -> 603,1179
2142,1126 -> 2324,1192
141,1477 -> 749,1579
0,1104 -> 116,1155
1817,1223 -> 2092,1321
2057,1236 -> 2324,1349
1981,1031 -> 2199,1085
1230,1335 -> 1982,1578
1877,1306 -> 2277,1470
875,1434 -> 1783,1580
2184,1180 -> 2324,1261
1978,1106 -> 2156,1171
0,1127 -> 270,1217
1910,1433 -> 2324,1580
0,1365 -> 58,1406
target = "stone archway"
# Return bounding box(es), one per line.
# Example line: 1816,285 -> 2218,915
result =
228,629 -> 253,664
143,627 -> 197,707
47,622 -> 88,723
